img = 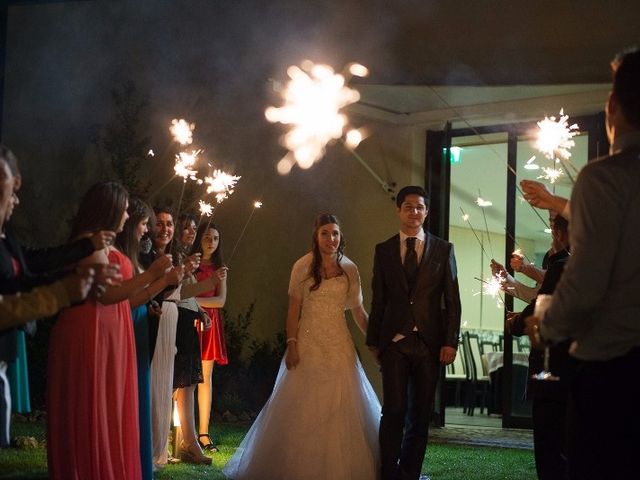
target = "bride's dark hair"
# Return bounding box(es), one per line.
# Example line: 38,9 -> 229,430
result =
309,213 -> 345,291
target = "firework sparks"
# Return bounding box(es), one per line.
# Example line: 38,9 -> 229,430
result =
148,149 -> 155,157
535,109 -> 579,161
173,149 -> 202,181
265,61 -> 362,171
170,118 -> 195,145
198,200 -> 214,217
473,274 -> 506,308
253,201 -> 263,208
204,170 -> 241,203
538,166 -> 564,184
483,273 -> 505,297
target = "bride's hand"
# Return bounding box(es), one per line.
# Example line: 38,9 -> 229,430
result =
285,345 -> 300,370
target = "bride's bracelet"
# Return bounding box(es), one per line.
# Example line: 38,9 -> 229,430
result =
286,337 -> 298,344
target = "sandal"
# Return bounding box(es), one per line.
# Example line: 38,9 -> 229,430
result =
198,434 -> 219,452
178,441 -> 212,465
198,433 -> 219,452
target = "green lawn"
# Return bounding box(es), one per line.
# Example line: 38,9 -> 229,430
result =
0,420 -> 537,479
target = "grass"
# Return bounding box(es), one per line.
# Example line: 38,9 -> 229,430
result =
0,419 -> 537,479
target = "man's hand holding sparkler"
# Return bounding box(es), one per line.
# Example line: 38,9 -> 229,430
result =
520,180 -> 569,218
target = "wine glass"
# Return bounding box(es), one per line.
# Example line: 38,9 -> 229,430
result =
531,294 -> 560,382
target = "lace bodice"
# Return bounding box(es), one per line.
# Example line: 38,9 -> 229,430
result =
288,253 -> 364,370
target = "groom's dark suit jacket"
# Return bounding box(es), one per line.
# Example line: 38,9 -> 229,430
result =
366,232 -> 461,353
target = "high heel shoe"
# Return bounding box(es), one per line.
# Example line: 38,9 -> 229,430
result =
178,441 -> 212,465
198,433 -> 219,452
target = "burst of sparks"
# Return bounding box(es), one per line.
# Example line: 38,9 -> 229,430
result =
483,273 -> 505,297
253,201 -> 263,208
476,196 -> 493,207
204,170 -> 241,204
170,118 -> 195,145
535,109 -> 579,161
473,274 -> 506,308
173,149 -> 202,181
538,166 -> 564,184
148,149 -> 155,157
198,200 -> 214,217
265,61 -> 362,171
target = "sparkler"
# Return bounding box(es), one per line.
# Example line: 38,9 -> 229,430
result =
198,200 -> 214,217
173,150 -> 202,181
534,109 -> 580,185
538,166 -> 564,184
265,61 -> 362,170
204,170 -> 241,204
170,118 -> 195,145
460,207 -> 491,261
476,192 -> 495,259
267,61 -> 393,196
535,109 -> 579,162
228,200 -> 263,263
474,275 -> 506,308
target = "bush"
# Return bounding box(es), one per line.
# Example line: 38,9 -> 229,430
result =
212,303 -> 285,417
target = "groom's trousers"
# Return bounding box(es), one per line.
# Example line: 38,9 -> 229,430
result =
379,333 -> 440,480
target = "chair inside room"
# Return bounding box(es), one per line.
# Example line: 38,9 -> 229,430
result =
445,339 -> 467,408
462,331 -> 490,416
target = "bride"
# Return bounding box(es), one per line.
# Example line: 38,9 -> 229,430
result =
223,213 -> 380,479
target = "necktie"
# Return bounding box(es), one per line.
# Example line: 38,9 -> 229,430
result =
404,237 -> 418,287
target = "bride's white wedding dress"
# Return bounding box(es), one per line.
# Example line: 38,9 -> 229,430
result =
223,253 -> 381,479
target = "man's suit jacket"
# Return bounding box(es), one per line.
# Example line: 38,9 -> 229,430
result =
366,232 -> 462,353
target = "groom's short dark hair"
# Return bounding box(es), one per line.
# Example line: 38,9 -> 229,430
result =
396,186 -> 428,208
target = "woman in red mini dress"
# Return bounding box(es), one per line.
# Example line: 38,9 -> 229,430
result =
191,222 -> 228,451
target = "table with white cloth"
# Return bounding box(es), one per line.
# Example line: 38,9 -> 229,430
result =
482,351 -> 531,415
483,351 -> 530,375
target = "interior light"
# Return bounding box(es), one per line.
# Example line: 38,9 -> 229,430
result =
444,146 -> 462,164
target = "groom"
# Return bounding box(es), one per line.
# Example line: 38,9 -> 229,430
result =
367,185 -> 461,480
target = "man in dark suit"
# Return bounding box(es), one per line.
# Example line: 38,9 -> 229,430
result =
366,186 -> 461,480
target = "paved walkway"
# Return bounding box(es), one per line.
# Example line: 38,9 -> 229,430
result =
430,425 -> 533,450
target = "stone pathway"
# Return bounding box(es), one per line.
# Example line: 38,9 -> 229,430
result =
429,425 -> 533,450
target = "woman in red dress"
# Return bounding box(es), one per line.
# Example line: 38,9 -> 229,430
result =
47,182 -> 171,480
192,222 -> 228,451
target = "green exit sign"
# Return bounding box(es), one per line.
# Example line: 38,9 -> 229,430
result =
443,147 -> 462,164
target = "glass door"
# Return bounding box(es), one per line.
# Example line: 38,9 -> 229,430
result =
433,113 -> 606,429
